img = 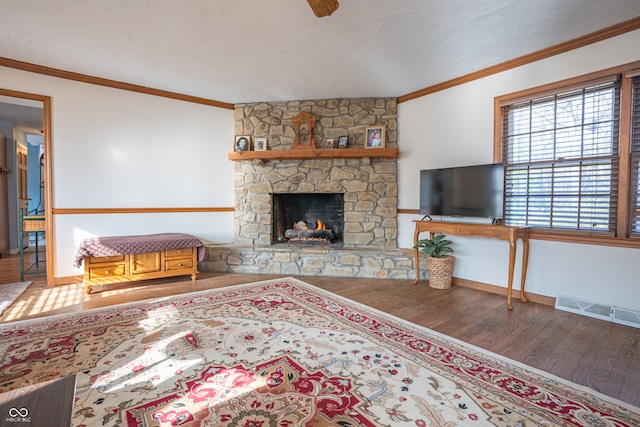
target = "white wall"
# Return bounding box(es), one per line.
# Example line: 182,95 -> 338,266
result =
4,29 -> 640,308
398,29 -> 640,312
0,66 -> 235,277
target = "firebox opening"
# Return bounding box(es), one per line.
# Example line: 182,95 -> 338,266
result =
272,193 -> 344,245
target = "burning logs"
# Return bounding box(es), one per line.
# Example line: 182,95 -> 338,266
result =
284,219 -> 335,243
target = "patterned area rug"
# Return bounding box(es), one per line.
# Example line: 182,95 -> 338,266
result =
1,277 -> 638,426
0,281 -> 31,317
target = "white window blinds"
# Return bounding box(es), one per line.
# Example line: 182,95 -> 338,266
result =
501,79 -> 620,233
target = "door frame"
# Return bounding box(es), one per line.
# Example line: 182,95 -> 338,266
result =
0,88 -> 53,285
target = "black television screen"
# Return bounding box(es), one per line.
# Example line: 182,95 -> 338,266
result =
420,163 -> 504,219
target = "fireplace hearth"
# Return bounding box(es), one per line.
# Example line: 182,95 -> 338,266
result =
272,193 -> 344,245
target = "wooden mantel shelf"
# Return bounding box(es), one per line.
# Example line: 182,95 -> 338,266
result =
228,147 -> 399,161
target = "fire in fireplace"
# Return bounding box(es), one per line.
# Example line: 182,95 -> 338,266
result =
285,219 -> 335,242
272,193 -> 344,245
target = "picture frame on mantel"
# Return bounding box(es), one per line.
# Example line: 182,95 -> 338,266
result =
338,135 -> 348,148
365,126 -> 386,148
255,137 -> 267,151
234,135 -> 251,152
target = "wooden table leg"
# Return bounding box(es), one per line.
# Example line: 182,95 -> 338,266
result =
520,236 -> 530,303
413,225 -> 421,285
413,247 -> 420,285
507,235 -> 517,310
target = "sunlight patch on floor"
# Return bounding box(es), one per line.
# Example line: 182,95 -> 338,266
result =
94,331 -> 202,393
2,284 -> 85,321
1,279 -> 182,322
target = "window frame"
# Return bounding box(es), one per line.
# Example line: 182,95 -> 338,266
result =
628,69 -> 640,236
494,60 -> 640,248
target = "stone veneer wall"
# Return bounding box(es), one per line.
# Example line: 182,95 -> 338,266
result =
234,98 -> 398,151
199,97 -> 425,279
232,98 -> 398,248
200,244 -> 429,280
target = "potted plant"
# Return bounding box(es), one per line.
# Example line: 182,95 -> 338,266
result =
414,233 -> 454,289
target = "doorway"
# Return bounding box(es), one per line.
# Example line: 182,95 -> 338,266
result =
0,89 -> 52,285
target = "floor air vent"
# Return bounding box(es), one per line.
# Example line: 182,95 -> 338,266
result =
555,295 -> 612,321
555,295 -> 640,329
612,307 -> 640,328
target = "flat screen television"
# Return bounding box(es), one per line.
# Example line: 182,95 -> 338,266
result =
420,163 -> 504,219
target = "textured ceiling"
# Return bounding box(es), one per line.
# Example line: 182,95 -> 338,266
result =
1,0 -> 640,105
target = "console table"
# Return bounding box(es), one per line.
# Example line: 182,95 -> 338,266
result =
413,220 -> 530,310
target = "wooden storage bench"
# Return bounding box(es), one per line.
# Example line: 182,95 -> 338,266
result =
74,233 -> 205,294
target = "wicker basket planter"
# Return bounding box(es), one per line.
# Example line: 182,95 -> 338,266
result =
426,255 -> 454,289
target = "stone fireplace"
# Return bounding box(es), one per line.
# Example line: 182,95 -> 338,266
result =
272,193 -> 344,245
200,97 -> 422,280
231,97 -> 399,250
233,157 -> 397,249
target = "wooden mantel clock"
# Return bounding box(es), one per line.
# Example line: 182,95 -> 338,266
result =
292,111 -> 317,149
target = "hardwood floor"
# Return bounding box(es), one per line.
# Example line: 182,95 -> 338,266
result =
2,251 -> 639,409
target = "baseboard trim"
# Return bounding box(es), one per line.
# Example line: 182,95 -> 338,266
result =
52,275 -> 83,286
453,277 -> 556,307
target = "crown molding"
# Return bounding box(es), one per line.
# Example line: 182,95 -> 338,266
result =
0,56 -> 234,110
398,16 -> 640,103
2,16 -> 639,109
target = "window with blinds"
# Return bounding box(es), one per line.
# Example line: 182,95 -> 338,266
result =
501,79 -> 620,233
631,76 -> 640,236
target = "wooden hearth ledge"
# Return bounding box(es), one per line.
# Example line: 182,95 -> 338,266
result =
228,147 -> 399,161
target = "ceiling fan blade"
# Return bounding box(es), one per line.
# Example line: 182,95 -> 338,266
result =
307,0 -> 339,17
